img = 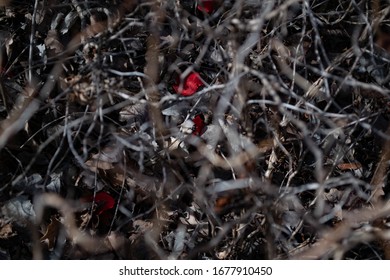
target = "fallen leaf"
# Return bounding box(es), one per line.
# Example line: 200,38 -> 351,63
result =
85,159 -> 114,171
77,170 -> 105,191
44,30 -> 64,55
119,102 -> 147,123
214,196 -> 231,213
60,11 -> 78,34
200,123 -> 222,147
257,138 -> 274,153
40,216 -> 61,250
85,143 -> 124,172
78,211 -> 93,230
0,223 -> 15,239
337,162 -> 362,170
1,196 -> 36,225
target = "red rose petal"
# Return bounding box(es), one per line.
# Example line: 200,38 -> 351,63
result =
85,191 -> 115,215
197,0 -> 215,14
192,114 -> 206,136
173,72 -> 204,96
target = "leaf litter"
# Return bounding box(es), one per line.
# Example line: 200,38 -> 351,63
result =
1,0 -> 390,260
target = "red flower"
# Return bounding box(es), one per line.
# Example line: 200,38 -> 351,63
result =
197,0 -> 215,14
173,72 -> 204,96
192,114 -> 206,136
84,191 -> 115,215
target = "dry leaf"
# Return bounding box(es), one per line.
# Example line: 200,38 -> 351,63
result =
60,11 -> 78,34
0,223 -> 15,239
119,102 -> 147,123
1,196 -> 36,225
85,158 -> 114,171
85,143 -> 124,172
44,30 -> 64,55
78,211 -> 93,230
25,7 -> 45,24
337,162 -> 362,170
257,138 -> 274,153
77,170 -> 105,191
40,216 -> 61,250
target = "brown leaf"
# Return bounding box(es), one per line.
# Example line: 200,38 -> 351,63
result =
78,211 -> 93,230
85,158 -> 114,172
337,162 -> 362,170
40,216 -> 61,250
257,138 -> 274,153
44,30 -> 64,55
0,222 -> 15,239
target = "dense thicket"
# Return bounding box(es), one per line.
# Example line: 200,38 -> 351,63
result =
1,0 -> 390,259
